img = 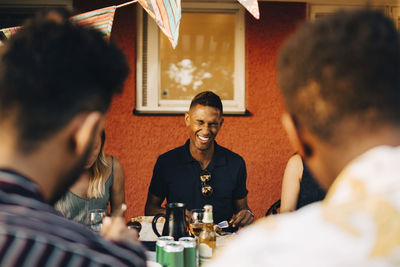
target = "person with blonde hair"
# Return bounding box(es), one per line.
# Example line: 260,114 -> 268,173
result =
55,131 -> 125,225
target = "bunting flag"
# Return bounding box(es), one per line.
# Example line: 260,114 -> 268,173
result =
71,6 -> 117,40
0,0 -> 259,49
238,0 -> 260,19
0,26 -> 21,46
138,0 -> 181,49
0,7 -> 117,45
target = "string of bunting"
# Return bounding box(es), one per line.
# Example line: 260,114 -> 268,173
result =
0,0 -> 259,48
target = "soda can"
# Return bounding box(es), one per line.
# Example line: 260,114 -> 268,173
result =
156,236 -> 174,266
179,237 -> 196,267
163,241 -> 184,267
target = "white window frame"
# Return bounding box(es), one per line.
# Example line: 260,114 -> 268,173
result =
136,2 -> 246,114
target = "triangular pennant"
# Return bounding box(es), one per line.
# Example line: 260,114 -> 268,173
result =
138,0 -> 181,48
0,6 -> 116,46
237,0 -> 260,19
71,6 -> 117,40
0,26 -> 21,46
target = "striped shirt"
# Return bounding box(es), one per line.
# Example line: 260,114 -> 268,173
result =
0,169 -> 147,267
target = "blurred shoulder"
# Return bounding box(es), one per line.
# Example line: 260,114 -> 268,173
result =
207,204 -> 331,267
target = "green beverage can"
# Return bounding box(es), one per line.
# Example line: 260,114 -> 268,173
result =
156,236 -> 174,266
163,241 -> 184,267
179,237 -> 196,267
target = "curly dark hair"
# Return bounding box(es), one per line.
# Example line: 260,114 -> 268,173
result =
190,91 -> 223,114
277,9 -> 400,144
0,9 -> 129,153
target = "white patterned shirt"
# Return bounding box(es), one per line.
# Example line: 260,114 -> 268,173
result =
207,146 -> 400,267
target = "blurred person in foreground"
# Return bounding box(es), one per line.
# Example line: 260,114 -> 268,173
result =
145,91 -> 254,230
0,9 -> 146,266
207,9 -> 400,266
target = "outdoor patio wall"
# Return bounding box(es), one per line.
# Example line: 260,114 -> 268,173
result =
73,0 -> 306,220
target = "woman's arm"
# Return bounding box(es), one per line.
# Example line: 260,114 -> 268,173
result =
110,157 -> 126,215
280,154 -> 303,213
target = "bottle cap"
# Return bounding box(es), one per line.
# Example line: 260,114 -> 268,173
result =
203,205 -> 213,223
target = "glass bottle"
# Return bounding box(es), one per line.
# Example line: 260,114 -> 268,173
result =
198,205 -> 216,264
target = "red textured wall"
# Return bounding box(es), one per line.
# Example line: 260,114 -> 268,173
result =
73,1 -> 305,220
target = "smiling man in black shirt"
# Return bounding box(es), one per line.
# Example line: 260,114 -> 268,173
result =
145,91 -> 254,229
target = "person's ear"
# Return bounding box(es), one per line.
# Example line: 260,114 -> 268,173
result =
73,112 -> 103,156
282,112 -> 312,158
185,112 -> 190,127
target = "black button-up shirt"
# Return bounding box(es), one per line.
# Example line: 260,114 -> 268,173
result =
149,140 -> 248,224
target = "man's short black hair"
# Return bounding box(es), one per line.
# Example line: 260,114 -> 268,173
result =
189,91 -> 223,114
0,9 -> 129,153
278,9 -> 400,143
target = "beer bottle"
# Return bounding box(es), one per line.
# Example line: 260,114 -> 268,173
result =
198,205 -> 216,264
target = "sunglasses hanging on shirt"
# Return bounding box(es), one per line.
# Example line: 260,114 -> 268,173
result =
200,169 -> 213,197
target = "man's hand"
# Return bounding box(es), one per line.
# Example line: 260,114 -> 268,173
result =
229,209 -> 254,228
101,216 -> 139,242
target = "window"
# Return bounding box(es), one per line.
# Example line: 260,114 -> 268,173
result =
136,2 -> 245,114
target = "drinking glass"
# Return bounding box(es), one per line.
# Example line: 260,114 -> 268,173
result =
88,209 -> 106,232
189,209 -> 205,237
